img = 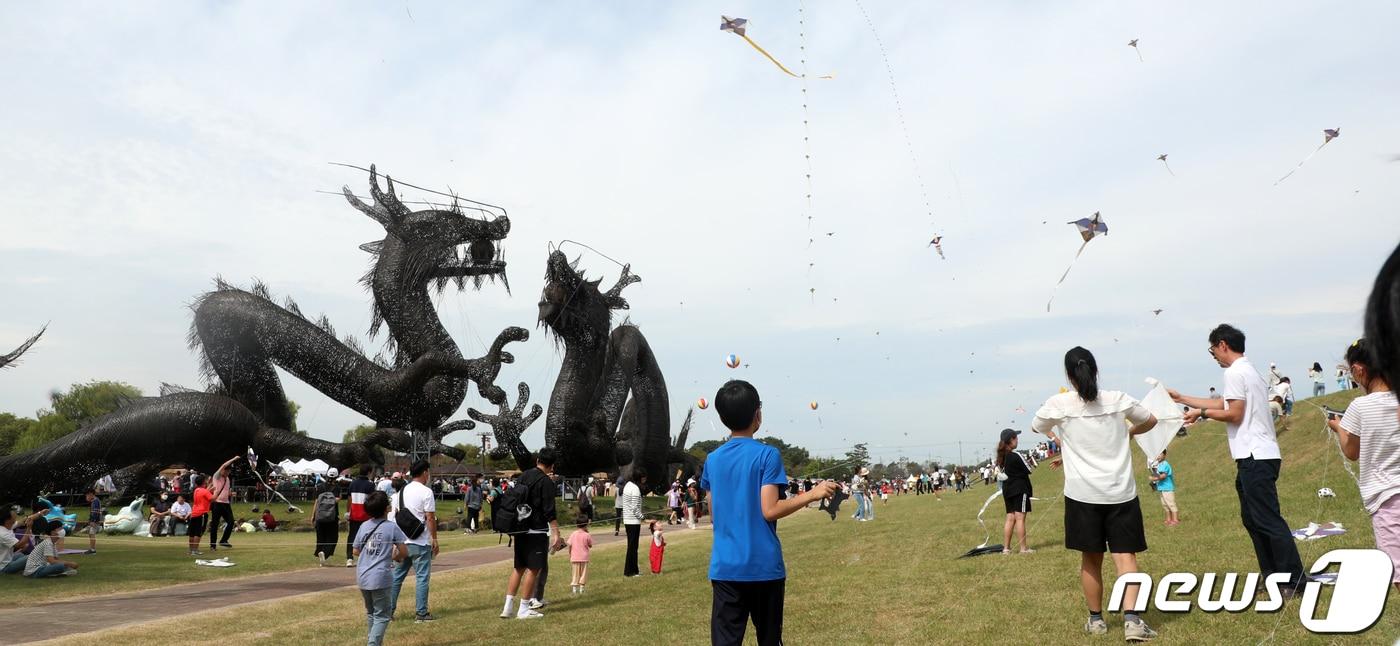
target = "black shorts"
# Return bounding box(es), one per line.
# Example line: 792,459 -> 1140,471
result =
1004,492 -> 1032,514
1064,496 -> 1147,553
187,514 -> 208,537
513,533 -> 548,570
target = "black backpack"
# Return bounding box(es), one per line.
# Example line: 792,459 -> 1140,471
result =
314,490 -> 338,523
492,471 -> 541,534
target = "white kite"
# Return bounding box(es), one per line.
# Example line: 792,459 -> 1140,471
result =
1132,378 -> 1186,462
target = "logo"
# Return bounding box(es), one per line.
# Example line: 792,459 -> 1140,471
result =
1107,549 -> 1393,634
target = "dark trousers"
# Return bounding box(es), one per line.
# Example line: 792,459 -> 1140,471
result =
711,579 -> 785,646
347,520 -> 363,557
467,506 -> 480,532
209,502 -> 235,547
624,523 -> 641,576
314,520 -> 339,558
1235,457 -> 1304,586
615,509 -> 623,534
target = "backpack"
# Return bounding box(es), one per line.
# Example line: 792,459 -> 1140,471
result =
314,490 -> 338,523
493,471 -> 541,534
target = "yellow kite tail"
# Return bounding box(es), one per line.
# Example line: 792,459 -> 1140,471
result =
740,34 -> 801,77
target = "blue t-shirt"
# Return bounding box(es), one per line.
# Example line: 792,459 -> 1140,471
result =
353,519 -> 407,591
1155,462 -> 1175,493
699,436 -> 788,582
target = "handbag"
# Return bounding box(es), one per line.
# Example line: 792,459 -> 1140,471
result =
395,485 -> 425,540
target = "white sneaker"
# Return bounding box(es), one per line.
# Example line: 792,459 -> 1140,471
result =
316,551 -> 326,567
345,558 -> 354,568
1084,617 -> 1108,635
528,599 -> 546,609
1124,619 -> 1158,642
499,603 -> 515,619
516,609 -> 544,619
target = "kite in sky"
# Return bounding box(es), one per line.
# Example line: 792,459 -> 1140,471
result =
721,15 -> 831,79
1152,308 -> 1164,316
1157,154 -> 1174,176
1128,39 -> 1143,62
1046,212 -> 1108,312
1275,128 -> 1340,185
928,235 -> 945,259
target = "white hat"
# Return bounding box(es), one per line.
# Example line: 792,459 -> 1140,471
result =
327,468 -> 339,478
857,467 -> 870,477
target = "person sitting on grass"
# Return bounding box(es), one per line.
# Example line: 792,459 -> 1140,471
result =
1327,338 -> 1400,591
148,494 -> 172,537
260,509 -> 279,532
2,506 -> 35,575
1034,346 -> 1160,642
701,380 -> 837,646
169,494 -> 191,537
25,518 -> 79,578
353,490 -> 407,646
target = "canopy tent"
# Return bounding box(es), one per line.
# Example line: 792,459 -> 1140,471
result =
275,458 -> 331,476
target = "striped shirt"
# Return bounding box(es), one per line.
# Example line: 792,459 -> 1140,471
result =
621,481 -> 644,525
1340,391 -> 1400,514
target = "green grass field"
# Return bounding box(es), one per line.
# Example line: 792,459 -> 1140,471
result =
19,390 -> 1400,643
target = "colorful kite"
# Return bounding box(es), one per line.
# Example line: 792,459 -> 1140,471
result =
1128,39 -> 1143,62
725,354 -> 741,369
1047,212 -> 1108,312
1156,154 -> 1174,176
1275,128 -> 1340,185
721,15 -> 830,79
928,235 -> 945,259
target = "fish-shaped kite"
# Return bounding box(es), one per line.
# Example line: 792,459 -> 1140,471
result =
928,235 -> 945,259
1275,128 -> 1340,185
721,15 -> 831,79
1157,154 -> 1174,176
1128,39 -> 1143,62
1046,212 -> 1108,312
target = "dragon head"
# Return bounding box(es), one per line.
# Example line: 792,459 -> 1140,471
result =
344,165 -> 510,294
538,250 -> 638,347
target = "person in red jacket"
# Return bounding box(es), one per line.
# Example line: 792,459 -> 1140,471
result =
188,475 -> 212,556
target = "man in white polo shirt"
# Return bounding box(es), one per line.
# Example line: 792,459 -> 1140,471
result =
1170,324 -> 1305,594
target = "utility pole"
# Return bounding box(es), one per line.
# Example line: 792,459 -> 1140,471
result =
478,431 -> 491,474
959,441 -> 963,467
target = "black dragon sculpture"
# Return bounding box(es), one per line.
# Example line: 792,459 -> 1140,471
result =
0,166 -> 534,501
527,251 -> 698,490
0,326 -> 44,370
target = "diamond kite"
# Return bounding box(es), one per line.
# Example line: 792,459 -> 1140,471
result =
1128,39 -> 1143,62
928,235 -> 945,260
1157,154 -> 1174,176
720,15 -> 829,80
1047,212 -> 1108,312
1275,128 -> 1340,185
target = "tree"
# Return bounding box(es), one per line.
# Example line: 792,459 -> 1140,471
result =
48,380 -> 142,425
758,437 -> 811,473
342,423 -> 377,444
286,400 -> 306,436
844,443 -> 870,471
688,439 -> 726,461
0,413 -> 34,456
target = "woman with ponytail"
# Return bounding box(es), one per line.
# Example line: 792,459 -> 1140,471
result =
1032,347 -> 1159,642
994,428 -> 1033,555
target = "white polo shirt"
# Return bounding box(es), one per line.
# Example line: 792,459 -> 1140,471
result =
1222,356 -> 1282,460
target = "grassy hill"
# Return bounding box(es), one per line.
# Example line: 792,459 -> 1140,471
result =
59,389 -> 1400,644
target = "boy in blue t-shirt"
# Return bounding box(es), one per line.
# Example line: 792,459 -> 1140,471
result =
700,380 -> 837,646
1150,450 -> 1179,526
353,490 -> 406,646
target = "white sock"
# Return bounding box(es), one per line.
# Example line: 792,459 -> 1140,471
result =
503,595 -> 514,612
518,599 -> 536,616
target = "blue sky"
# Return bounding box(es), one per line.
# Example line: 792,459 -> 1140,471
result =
2,1 -> 1398,466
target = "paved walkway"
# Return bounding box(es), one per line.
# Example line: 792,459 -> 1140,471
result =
10,523 -> 704,644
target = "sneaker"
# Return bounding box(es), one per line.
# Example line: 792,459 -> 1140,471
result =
83,549 -> 96,555
316,551 -> 326,567
1124,619 -> 1158,642
189,550 -> 203,556
219,542 -> 233,549
62,569 -> 79,576
516,609 -> 544,619
1084,617 -> 1108,635
528,599 -> 547,609
346,559 -> 354,568
499,605 -> 515,619
414,613 -> 436,623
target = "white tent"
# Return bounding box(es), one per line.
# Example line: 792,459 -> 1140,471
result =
276,458 -> 332,476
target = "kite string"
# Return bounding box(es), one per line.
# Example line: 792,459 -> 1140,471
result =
1273,140 -> 1329,186
328,162 -> 508,217
853,0 -> 935,229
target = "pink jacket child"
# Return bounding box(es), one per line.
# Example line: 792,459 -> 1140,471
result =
567,520 -> 593,595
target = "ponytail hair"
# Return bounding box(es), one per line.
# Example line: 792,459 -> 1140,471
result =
995,439 -> 1011,467
1064,346 -> 1099,402
1312,362 -> 1323,373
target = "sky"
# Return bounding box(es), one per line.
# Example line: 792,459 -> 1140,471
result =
2,1 -> 1398,467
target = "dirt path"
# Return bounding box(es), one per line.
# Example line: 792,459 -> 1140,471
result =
9,524 -> 703,644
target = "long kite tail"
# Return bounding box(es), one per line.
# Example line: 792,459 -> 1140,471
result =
1163,161 -> 1175,177
740,34 -> 833,79
1136,49 -> 1144,63
1046,240 -> 1091,312
1274,141 -> 1329,186
974,489 -> 1003,548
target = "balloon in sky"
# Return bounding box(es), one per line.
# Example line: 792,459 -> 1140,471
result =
809,401 -> 819,410
725,354 -> 741,369
697,397 -> 709,410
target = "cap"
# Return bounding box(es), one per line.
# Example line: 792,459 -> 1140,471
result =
999,428 -> 1021,444
857,467 -> 870,477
